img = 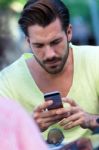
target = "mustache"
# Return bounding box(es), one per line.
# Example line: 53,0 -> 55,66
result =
43,57 -> 61,63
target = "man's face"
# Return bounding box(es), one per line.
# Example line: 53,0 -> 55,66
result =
27,18 -> 72,74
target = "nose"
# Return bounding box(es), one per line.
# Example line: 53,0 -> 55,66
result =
44,45 -> 56,59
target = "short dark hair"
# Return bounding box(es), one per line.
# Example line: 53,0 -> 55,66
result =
18,0 -> 70,36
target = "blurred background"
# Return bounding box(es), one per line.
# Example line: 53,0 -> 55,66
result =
0,0 -> 99,70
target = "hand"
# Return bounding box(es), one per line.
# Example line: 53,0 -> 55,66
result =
33,100 -> 67,132
56,98 -> 93,130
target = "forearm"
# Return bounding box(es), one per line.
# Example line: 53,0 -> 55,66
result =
88,114 -> 99,131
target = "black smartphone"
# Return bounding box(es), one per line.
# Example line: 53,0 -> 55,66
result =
44,91 -> 63,110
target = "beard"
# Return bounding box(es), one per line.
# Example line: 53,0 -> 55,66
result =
33,44 -> 69,74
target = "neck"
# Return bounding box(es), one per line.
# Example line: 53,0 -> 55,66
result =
27,47 -> 73,80
26,47 -> 74,95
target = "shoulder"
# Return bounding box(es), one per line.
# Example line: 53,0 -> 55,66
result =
74,44 -> 99,55
0,53 -> 33,79
0,53 -> 33,97
72,44 -> 99,75
72,44 -> 99,62
0,56 -> 23,79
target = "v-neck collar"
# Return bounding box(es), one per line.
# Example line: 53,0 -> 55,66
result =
21,45 -> 78,98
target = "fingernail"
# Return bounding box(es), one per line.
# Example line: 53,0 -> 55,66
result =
48,100 -> 53,104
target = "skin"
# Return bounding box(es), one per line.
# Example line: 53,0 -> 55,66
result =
27,19 -> 72,74
57,98 -> 99,130
26,18 -> 99,147
27,18 -> 72,131
33,100 -> 69,132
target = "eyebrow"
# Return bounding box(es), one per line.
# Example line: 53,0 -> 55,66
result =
50,37 -> 63,44
32,37 -> 63,46
32,43 -> 44,46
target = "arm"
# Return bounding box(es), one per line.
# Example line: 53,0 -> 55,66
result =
0,72 -> 14,98
56,98 -> 99,149
57,98 -> 99,130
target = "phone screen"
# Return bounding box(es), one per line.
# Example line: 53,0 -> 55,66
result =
44,91 -> 63,110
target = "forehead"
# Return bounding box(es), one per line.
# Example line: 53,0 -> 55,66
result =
27,18 -> 64,43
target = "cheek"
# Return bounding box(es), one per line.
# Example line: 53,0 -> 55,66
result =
31,47 -> 43,58
34,50 -> 45,61
55,43 -> 67,55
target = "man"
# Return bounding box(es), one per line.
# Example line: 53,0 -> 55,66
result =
0,0 -> 99,149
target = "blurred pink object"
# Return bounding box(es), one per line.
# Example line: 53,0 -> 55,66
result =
0,97 -> 49,150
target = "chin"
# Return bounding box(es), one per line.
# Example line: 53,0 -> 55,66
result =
45,67 -> 63,75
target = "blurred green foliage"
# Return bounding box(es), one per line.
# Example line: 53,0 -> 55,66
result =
62,0 -> 90,21
0,0 -> 26,8
0,0 -> 99,17
62,0 -> 99,18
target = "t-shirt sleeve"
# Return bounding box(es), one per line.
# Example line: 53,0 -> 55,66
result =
0,70 -> 16,99
94,48 -> 99,96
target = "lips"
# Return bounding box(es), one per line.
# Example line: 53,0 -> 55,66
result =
45,60 -> 61,67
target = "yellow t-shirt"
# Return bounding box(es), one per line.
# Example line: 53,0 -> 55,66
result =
0,45 -> 99,148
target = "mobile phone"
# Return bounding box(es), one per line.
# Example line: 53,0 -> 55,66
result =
44,91 -> 63,110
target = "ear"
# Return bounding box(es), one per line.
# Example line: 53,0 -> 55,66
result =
66,24 -> 72,42
26,36 -> 30,44
26,36 -> 32,49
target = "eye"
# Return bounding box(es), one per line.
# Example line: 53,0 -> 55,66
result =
50,38 -> 62,46
33,43 -> 44,48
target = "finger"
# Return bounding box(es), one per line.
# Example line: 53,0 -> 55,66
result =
58,118 -> 70,126
34,100 -> 53,112
56,106 -> 73,115
65,112 -> 83,123
56,106 -> 79,115
39,120 -> 60,130
37,114 -> 64,124
34,107 -> 68,125
40,109 -> 59,118
36,108 -> 61,119
37,117 -> 62,131
39,110 -> 67,123
34,108 -> 65,122
63,118 -> 83,130
59,112 -> 82,126
62,97 -> 77,106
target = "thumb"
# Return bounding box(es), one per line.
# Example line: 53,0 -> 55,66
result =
62,97 -> 77,106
